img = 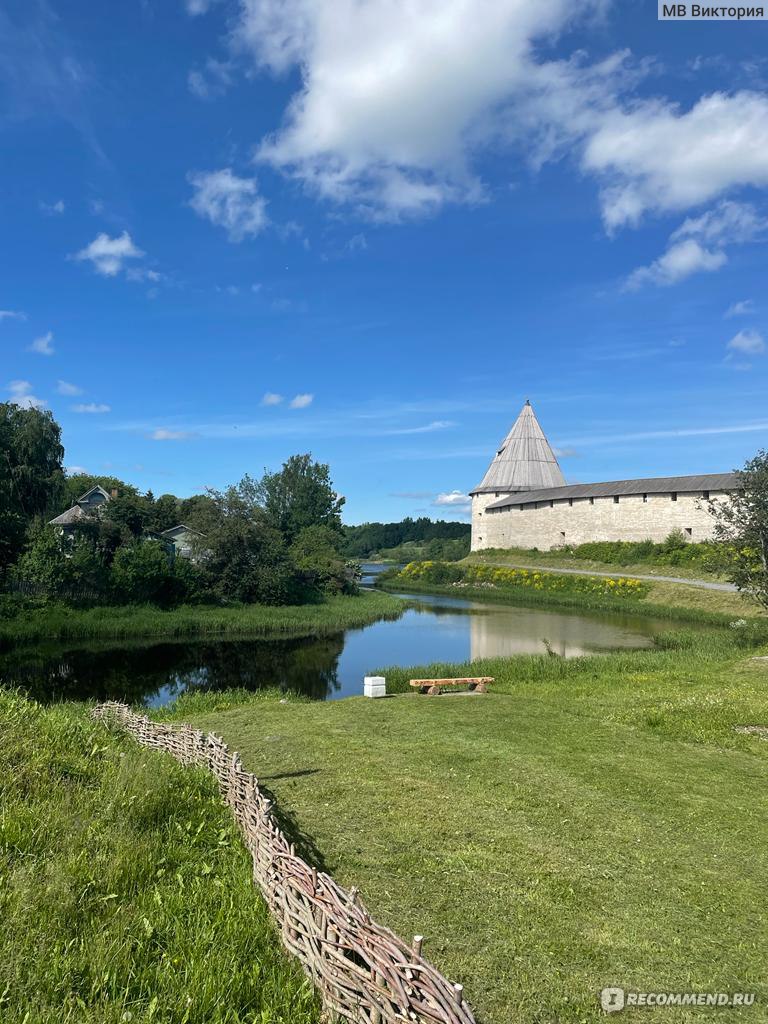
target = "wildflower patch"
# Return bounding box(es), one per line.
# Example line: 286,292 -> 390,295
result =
396,561 -> 648,600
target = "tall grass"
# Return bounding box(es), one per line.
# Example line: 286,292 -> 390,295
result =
0,591 -> 405,649
0,691 -> 321,1024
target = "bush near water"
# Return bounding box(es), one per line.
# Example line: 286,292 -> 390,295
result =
396,560 -> 648,599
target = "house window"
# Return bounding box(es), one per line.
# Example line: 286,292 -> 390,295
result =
702,490 -> 710,499
589,497 -> 594,505
550,500 -> 555,508
671,492 -> 678,502
613,496 -> 620,504
560,531 -> 566,539
643,494 -> 648,503
519,504 -> 524,511
495,492 -> 500,497
685,527 -> 692,537
568,498 -> 573,507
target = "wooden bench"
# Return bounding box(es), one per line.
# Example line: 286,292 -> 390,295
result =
409,676 -> 494,696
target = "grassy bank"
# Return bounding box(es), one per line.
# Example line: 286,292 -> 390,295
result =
0,591 -> 404,648
466,546 -> 725,581
379,573 -> 757,624
178,629 -> 768,1023
0,691 -> 320,1024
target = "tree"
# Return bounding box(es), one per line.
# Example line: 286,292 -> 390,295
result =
290,525 -> 356,595
0,403 -> 65,573
255,454 -> 344,542
709,450 -> 768,609
110,541 -> 185,607
12,525 -> 108,600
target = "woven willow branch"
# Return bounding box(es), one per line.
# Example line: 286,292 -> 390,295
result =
92,702 -> 477,1024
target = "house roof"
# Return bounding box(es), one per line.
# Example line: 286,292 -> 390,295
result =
49,504 -> 91,526
161,523 -> 203,538
485,473 -> 741,510
77,485 -> 111,502
470,401 -> 566,495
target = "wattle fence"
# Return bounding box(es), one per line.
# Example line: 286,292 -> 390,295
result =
92,702 -> 477,1024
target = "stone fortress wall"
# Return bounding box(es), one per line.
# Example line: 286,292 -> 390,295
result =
472,488 -> 728,551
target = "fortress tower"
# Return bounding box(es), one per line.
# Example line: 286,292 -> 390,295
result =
470,401 -> 564,550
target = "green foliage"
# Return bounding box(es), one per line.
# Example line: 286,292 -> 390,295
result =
290,525 -> 357,595
396,560 -> 648,599
0,691 -> 321,1023
0,403 -> 65,574
60,474 -> 138,509
563,531 -> 716,568
254,454 -> 345,542
12,526 -> 108,600
0,592 -> 405,647
110,541 -> 185,607
342,517 -> 470,558
710,449 -> 768,609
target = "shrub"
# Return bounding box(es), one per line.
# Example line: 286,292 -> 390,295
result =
110,541 -> 186,607
396,561 -> 648,599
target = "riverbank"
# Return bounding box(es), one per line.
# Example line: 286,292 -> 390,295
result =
0,591 -> 405,648
176,626 -> 768,1024
377,572 -> 757,624
0,690 -> 321,1024
465,547 -> 725,581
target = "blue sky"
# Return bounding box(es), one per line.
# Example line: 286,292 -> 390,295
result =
2,0 -> 767,523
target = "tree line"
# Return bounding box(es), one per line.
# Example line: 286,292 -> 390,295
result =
1,403 -> 355,608
341,517 -> 470,558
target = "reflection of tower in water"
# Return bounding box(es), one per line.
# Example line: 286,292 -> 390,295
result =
468,607 -> 616,661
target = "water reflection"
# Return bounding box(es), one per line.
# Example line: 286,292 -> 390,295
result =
0,635 -> 345,706
1,573 -> 681,707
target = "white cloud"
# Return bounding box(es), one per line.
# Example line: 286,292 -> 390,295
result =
727,329 -> 765,355
0,310 -> 26,321
236,0 -> 603,217
56,380 -> 83,395
39,199 -> 65,215
583,91 -> 768,230
151,428 -> 193,440
380,419 -> 456,435
65,465 -> 88,475
188,59 -> 233,99
73,231 -> 144,276
7,380 -> 46,409
626,239 -> 725,290
224,1 -> 768,230
261,392 -> 284,405
433,490 -> 472,508
725,299 -> 755,318
625,201 -> 765,289
289,393 -> 313,409
185,0 -> 218,13
72,402 -> 111,414
28,331 -> 55,356
188,169 -> 268,241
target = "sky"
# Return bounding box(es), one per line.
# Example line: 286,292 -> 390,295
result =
2,0 -> 768,524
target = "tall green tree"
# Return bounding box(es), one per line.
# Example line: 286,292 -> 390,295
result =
255,454 -> 344,542
0,403 -> 65,573
710,450 -> 768,609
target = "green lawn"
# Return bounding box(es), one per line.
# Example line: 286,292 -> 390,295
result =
0,691 -> 321,1024
465,549 -> 725,582
0,590 -> 404,648
180,634 -> 768,1024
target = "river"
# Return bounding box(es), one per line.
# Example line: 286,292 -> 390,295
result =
0,565 -> 684,706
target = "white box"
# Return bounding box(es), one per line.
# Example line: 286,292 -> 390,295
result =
363,675 -> 386,698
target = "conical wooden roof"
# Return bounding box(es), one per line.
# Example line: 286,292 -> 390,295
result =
471,401 -> 566,494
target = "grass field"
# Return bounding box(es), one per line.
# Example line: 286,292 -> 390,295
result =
178,629 -> 768,1023
466,548 -> 725,582
379,571 -> 756,624
0,691 -> 321,1024
0,590 -> 404,648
